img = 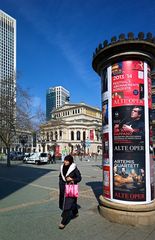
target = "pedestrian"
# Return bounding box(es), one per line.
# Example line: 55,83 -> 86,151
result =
59,154 -> 82,229
48,152 -> 52,163
52,153 -> 56,163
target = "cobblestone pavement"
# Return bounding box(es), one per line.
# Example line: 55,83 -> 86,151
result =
0,157 -> 155,240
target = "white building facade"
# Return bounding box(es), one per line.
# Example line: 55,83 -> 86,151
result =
37,103 -> 102,155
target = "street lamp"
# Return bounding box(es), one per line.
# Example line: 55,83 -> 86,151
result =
81,140 -> 86,157
38,131 -> 46,152
19,134 -> 28,153
41,139 -> 46,152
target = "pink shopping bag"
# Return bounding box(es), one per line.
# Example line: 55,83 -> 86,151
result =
65,184 -> 79,198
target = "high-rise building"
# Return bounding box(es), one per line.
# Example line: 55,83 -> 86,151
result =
0,10 -> 16,152
0,10 -> 16,98
46,86 -> 70,121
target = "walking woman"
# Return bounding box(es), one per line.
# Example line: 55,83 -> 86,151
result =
59,154 -> 82,229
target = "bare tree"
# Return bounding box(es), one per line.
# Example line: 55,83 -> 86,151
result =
16,84 -> 46,131
0,76 -> 45,166
0,76 -> 16,166
16,84 -> 34,131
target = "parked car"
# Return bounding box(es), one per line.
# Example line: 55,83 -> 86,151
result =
23,152 -> 40,164
23,152 -> 49,164
39,152 -> 49,164
0,153 -> 7,161
10,151 -> 25,160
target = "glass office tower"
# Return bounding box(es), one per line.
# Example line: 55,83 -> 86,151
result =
46,86 -> 70,120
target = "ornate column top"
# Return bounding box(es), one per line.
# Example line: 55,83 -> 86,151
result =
92,32 -> 155,75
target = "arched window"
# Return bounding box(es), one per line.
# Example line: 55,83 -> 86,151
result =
46,132 -> 49,141
59,130 -> 62,139
50,132 -> 53,141
83,131 -> 86,141
77,131 -> 80,140
55,131 -> 58,140
71,131 -> 74,140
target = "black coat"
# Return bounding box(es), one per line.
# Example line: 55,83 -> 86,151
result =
59,163 -> 82,210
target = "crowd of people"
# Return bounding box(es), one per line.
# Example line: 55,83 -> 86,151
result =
47,152 -> 56,163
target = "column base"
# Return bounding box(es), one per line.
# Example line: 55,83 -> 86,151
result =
99,195 -> 155,226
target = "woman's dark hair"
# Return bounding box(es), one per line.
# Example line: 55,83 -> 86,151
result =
64,155 -> 74,164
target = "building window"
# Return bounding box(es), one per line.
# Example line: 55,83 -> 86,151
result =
59,130 -> 62,139
71,131 -> 74,140
50,132 -> 53,141
55,131 -> 58,140
83,131 -> 86,141
46,132 -> 49,141
76,131 -> 80,140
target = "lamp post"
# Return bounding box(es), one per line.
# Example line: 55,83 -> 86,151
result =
81,140 -> 86,158
68,143 -> 73,154
19,134 -> 28,153
38,130 -> 46,152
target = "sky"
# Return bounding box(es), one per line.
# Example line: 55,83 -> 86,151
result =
1,0 -> 155,112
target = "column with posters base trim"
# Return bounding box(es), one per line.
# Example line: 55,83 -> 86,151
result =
92,32 -> 155,226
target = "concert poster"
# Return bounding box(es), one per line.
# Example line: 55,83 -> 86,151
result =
113,157 -> 145,201
111,60 -> 146,201
112,105 -> 145,144
112,106 -> 146,201
102,100 -> 108,126
101,69 -> 108,94
102,132 -> 109,160
112,60 -> 144,107
148,65 -> 155,200
102,132 -> 110,199
103,165 -> 111,199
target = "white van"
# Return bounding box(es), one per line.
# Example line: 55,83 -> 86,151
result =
38,152 -> 49,164
23,152 -> 49,164
23,152 -> 40,164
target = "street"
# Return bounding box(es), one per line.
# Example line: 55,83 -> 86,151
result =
0,157 -> 155,240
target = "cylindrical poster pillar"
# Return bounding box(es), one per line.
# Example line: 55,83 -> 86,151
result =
92,32 -> 155,225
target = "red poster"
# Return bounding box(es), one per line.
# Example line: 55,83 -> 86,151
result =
112,61 -> 144,107
148,66 -> 155,200
147,66 -> 152,109
103,166 -> 110,198
55,145 -> 60,155
90,130 -> 94,141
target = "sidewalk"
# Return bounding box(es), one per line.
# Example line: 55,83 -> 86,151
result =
0,158 -> 155,240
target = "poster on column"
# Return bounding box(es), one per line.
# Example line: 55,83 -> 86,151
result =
102,100 -> 108,128
103,132 -> 110,198
113,157 -> 145,201
148,66 -> 155,200
112,60 -> 144,107
112,60 -> 146,201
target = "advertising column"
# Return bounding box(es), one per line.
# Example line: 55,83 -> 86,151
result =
112,60 -> 146,202
102,60 -> 154,203
92,32 -> 155,225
